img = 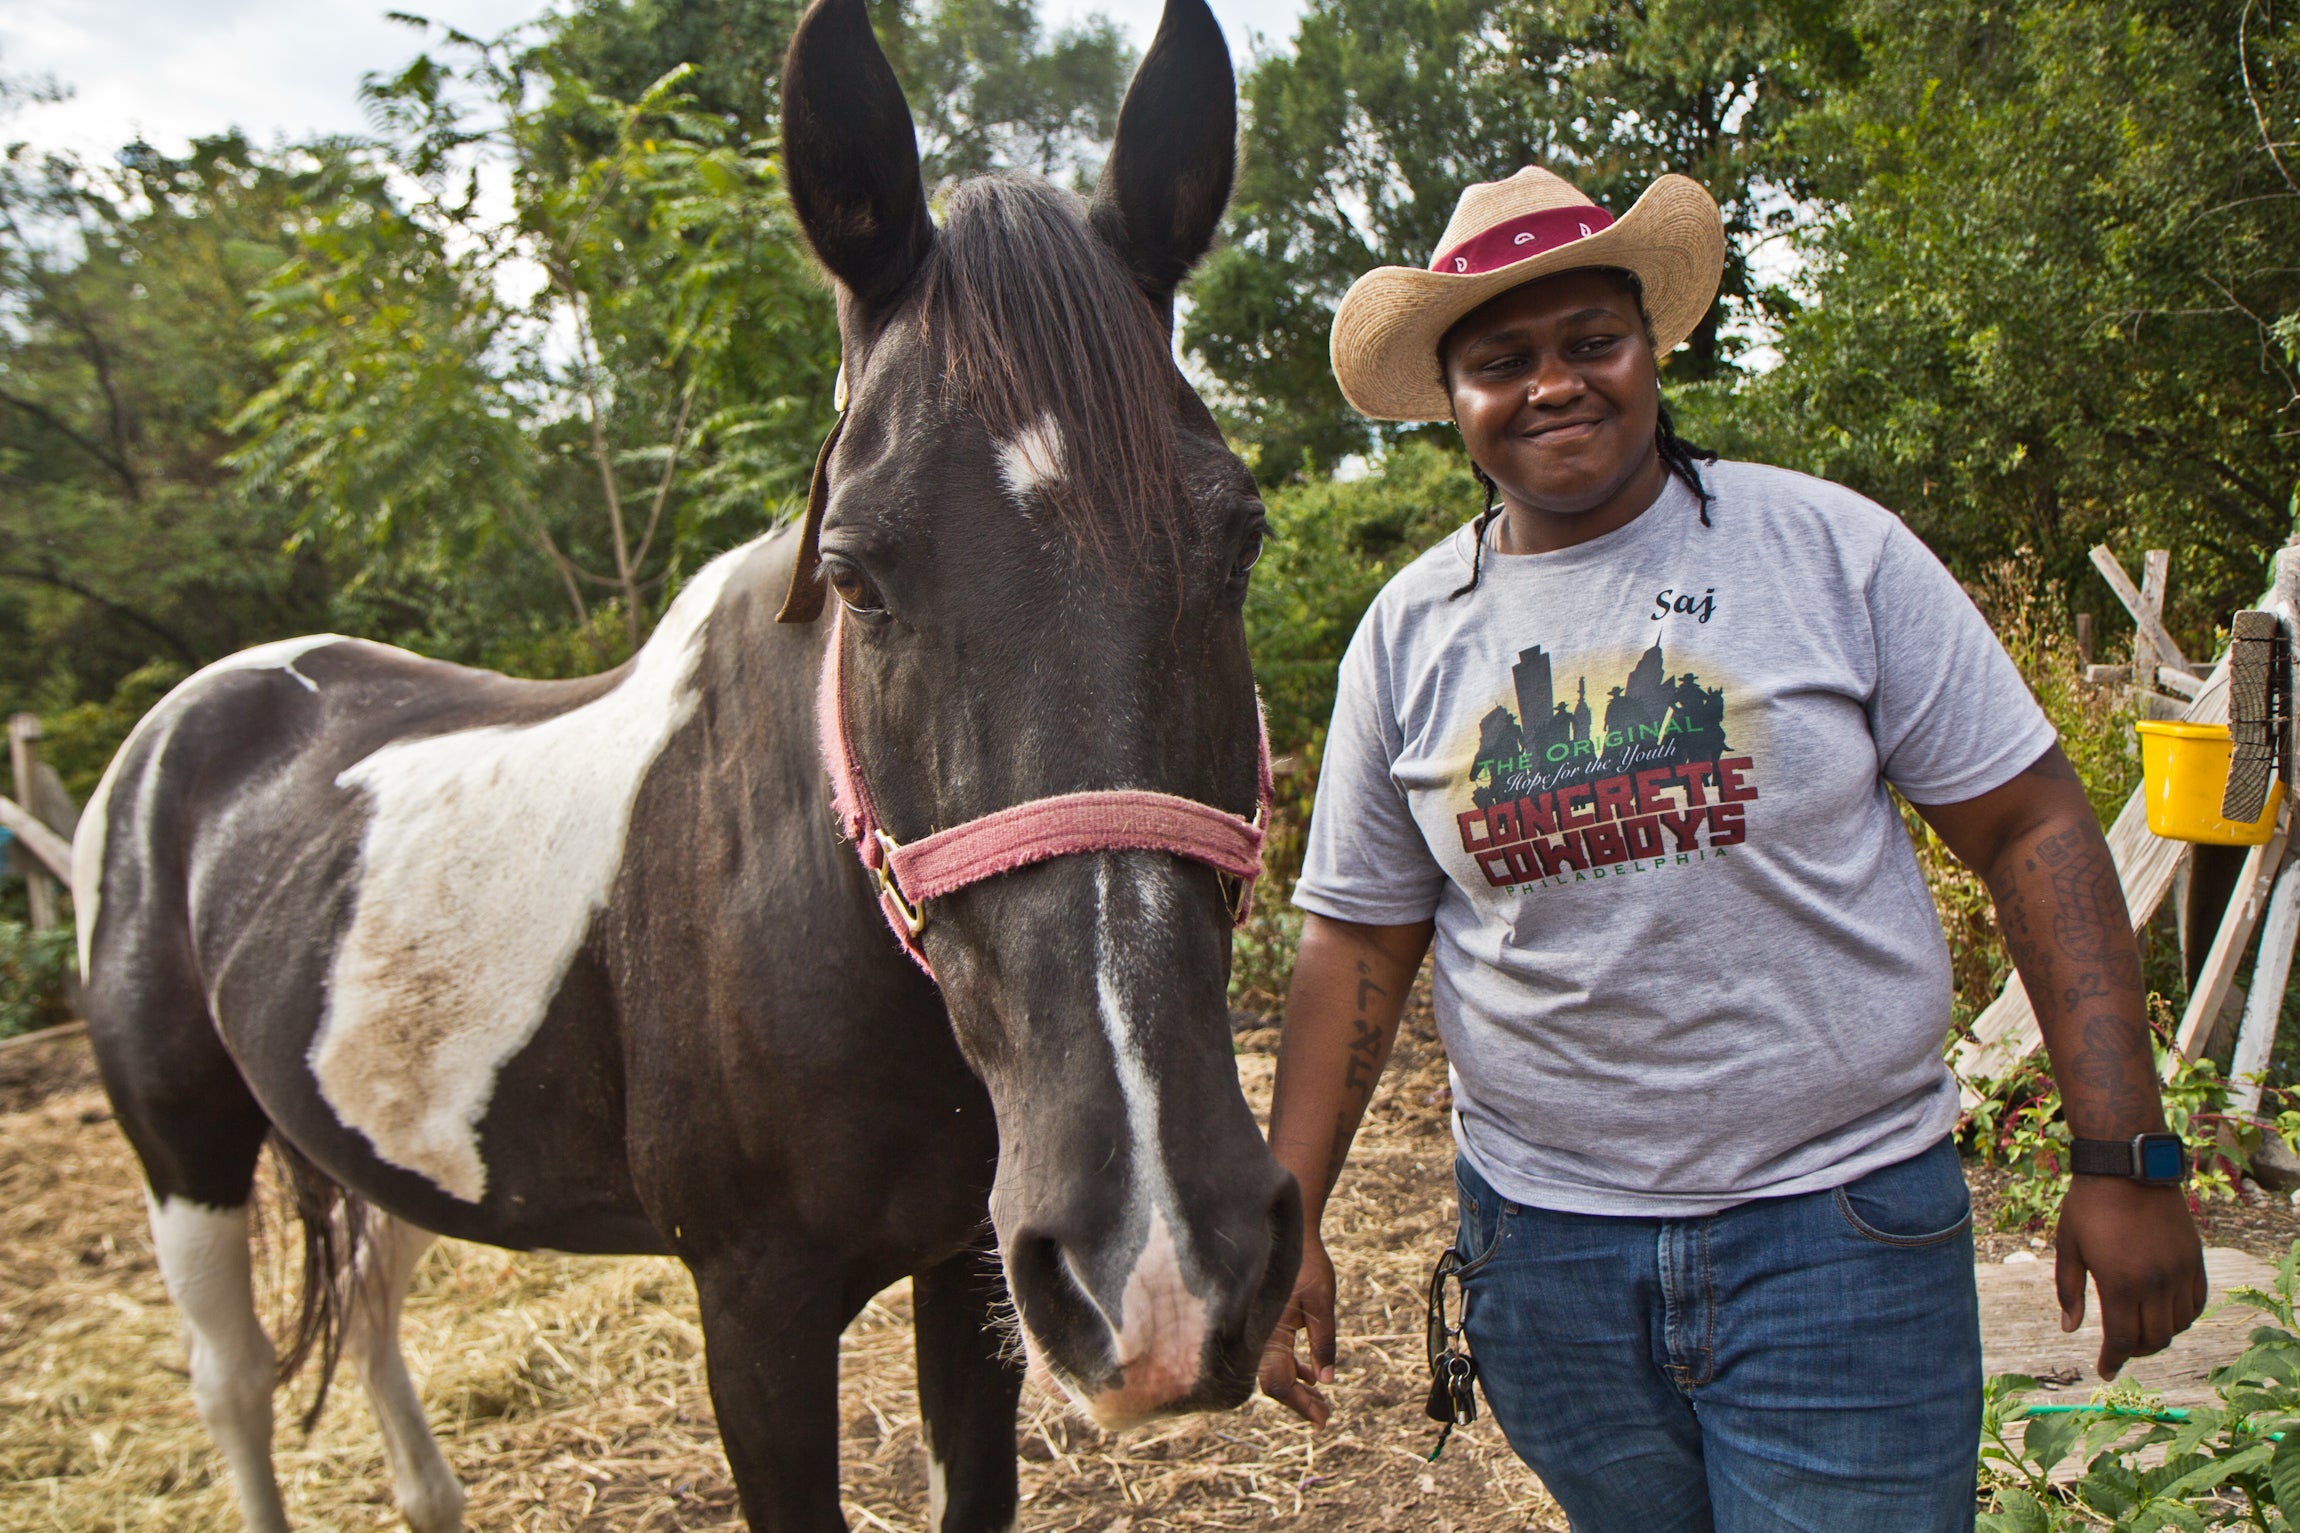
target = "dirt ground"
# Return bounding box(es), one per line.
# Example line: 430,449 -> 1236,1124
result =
0,1014 -> 1563,1532
12,1011 -> 2298,1533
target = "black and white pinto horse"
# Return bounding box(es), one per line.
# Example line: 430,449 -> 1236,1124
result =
71,2 -> 1300,1526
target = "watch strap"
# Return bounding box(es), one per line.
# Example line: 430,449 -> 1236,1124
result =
2069,1137 -> 2137,1178
2070,1134 -> 2188,1183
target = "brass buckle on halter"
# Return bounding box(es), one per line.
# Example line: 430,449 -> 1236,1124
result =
1219,873 -> 1250,924
873,829 -> 927,936
1219,799 -> 1270,924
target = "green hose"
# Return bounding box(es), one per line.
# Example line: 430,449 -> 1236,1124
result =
2022,1404 -> 2189,1422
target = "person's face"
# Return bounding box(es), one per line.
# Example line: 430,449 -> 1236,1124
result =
1441,269 -> 1660,520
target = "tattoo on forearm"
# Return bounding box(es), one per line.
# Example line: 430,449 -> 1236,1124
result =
1324,961 -> 1393,1193
1990,813 -> 2161,1135
2034,829 -> 2142,985
1341,1015 -> 1381,1093
2064,1013 -> 2156,1133
1996,882 -> 2055,990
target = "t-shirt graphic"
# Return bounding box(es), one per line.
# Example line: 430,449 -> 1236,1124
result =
1459,639 -> 1755,889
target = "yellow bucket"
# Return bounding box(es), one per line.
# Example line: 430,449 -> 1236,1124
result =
2135,721 -> 2280,845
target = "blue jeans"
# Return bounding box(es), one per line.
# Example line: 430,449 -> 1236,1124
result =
1453,1139 -> 1980,1532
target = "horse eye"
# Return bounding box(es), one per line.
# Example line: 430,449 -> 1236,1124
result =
822,557 -> 887,617
1232,524 -> 1265,579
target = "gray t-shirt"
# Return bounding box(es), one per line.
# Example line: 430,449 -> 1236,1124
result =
1294,461 -> 2055,1217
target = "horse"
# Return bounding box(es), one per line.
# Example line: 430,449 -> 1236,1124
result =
69,1 -> 1300,1526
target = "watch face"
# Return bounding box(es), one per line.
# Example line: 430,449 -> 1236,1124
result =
2140,1137 -> 2187,1182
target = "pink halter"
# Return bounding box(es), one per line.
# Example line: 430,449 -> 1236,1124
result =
816,608 -> 1273,975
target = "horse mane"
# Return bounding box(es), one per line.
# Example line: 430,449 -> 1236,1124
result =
916,176 -> 1182,549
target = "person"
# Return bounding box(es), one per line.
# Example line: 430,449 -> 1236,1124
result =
1256,164 -> 2209,1531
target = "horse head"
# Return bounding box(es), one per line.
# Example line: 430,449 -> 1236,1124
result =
778,0 -> 1300,1428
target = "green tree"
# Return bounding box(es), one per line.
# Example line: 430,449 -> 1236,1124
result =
236,51 -> 837,659
0,134 -> 343,713
898,0 -> 1135,189
1710,0 -> 2300,638
1185,0 -> 1854,482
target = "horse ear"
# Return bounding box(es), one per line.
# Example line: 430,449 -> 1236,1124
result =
782,0 -> 933,307
1090,0 -> 1236,310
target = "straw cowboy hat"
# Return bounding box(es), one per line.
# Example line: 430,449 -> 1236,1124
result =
1329,166 -> 1726,422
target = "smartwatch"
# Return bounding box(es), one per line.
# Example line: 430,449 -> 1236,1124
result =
2070,1133 -> 2189,1186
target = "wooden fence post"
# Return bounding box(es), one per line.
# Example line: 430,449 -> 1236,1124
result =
2230,854 -> 2300,1117
7,714 -> 57,932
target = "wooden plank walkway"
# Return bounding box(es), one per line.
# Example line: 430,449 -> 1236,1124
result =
1980,1245 -> 2275,1409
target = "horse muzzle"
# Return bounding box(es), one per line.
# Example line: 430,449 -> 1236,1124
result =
1002,1167 -> 1301,1428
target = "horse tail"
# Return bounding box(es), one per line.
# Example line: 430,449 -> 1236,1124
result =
264,1134 -> 369,1433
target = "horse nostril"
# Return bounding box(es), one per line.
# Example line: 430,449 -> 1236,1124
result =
1006,1231 -> 1117,1385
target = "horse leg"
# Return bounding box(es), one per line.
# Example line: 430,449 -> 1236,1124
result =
913,1247 -> 1025,1533
146,1192 -> 291,1533
105,987 -> 291,1533
346,1212 -> 465,1533
690,1247 -> 850,1531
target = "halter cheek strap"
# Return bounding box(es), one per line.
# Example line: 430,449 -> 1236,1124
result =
816,606 -> 1273,976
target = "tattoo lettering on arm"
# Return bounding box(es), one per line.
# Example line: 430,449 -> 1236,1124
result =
1341,1017 -> 1381,1093
1323,961 -> 1393,1196
1341,961 -> 1387,1092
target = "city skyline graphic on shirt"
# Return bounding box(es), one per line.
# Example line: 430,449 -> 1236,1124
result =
1456,638 -> 1760,892
1470,640 -> 1730,808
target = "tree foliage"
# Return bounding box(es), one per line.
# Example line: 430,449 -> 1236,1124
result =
1185,0 -> 1858,481
1702,0 -> 2300,639
0,0 -> 1133,757
0,134 -> 338,710
7,0 -> 2300,789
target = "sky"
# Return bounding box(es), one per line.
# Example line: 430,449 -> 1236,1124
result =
0,0 -> 1310,164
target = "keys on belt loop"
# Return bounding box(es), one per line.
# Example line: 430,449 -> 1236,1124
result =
1424,1248 -> 1480,1461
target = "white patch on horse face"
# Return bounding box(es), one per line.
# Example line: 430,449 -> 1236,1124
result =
926,1451 -> 947,1533
1073,856 -> 1209,1427
147,1195 -> 291,1533
307,553 -> 742,1202
994,415 -> 1066,501
74,634 -> 351,979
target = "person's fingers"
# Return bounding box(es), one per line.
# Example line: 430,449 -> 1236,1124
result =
2096,1290 -> 2139,1380
1257,1317 -> 1300,1398
2056,1238 -> 2088,1334
1259,1335 -> 1329,1425
1304,1287 -> 1338,1384
2134,1275 -> 2176,1362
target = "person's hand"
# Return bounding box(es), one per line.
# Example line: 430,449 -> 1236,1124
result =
1259,1228 -> 1336,1424
2054,1175 -> 2208,1379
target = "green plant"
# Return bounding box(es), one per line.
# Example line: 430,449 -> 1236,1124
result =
1979,1239 -> 2300,1529
0,919 -> 76,1039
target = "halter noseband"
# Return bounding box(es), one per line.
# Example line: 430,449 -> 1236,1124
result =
816,606 -> 1273,976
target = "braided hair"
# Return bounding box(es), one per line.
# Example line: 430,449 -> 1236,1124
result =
1446,268 -> 1718,601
